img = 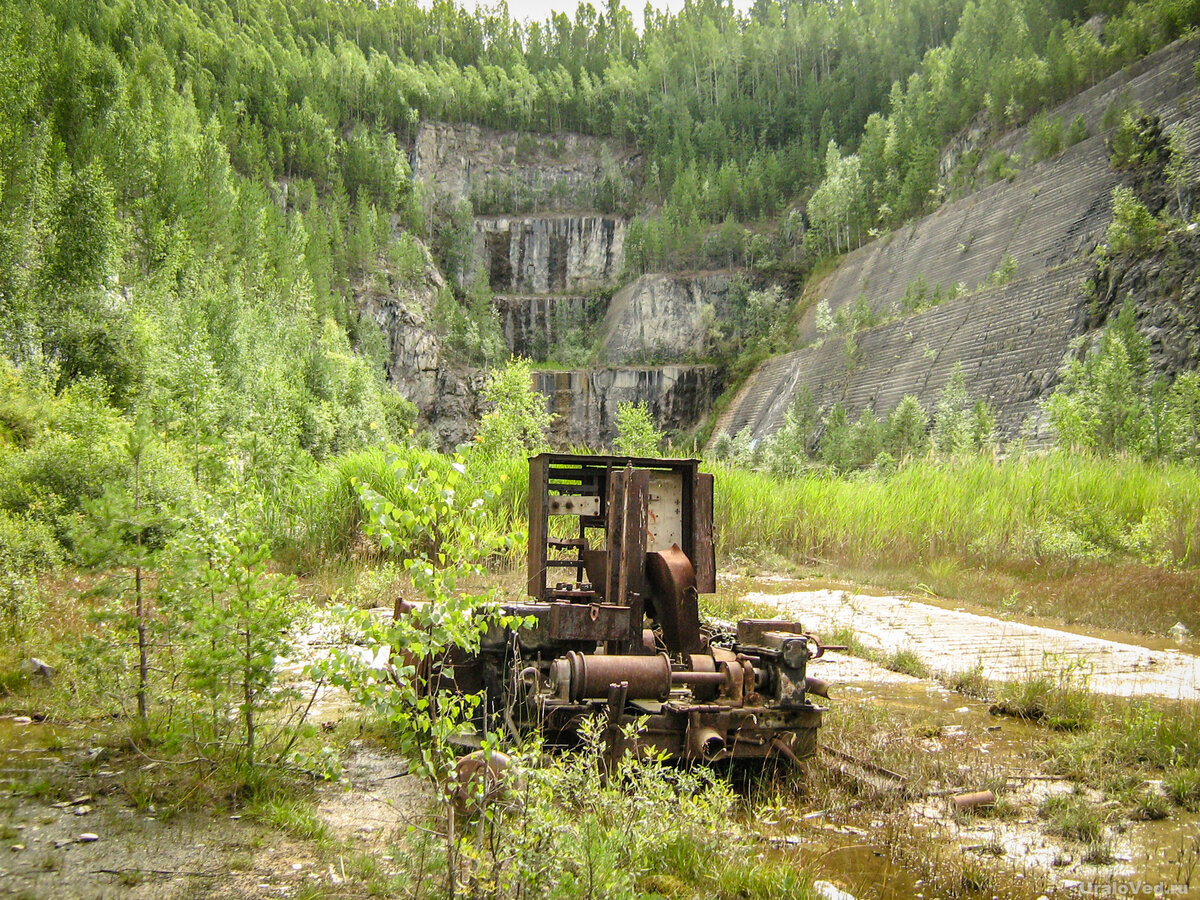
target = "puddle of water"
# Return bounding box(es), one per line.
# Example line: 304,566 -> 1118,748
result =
0,715 -> 74,791
789,678 -> 1200,897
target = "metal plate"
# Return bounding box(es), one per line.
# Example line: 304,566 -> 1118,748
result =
645,472 -> 683,551
548,495 -> 600,516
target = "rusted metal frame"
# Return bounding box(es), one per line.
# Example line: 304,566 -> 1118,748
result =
527,454 -> 549,599
645,545 -> 702,655
693,471 -> 716,594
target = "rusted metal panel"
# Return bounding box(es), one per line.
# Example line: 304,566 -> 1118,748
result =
693,472 -> 716,594
645,545 -> 702,654
548,495 -> 600,516
546,602 -> 632,642
527,454 -> 549,599
646,471 -> 684,551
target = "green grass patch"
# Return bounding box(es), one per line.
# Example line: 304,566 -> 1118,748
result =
1165,767 -> 1200,810
711,454 -> 1200,636
1038,792 -> 1106,843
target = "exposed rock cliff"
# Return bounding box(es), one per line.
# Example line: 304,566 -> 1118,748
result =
534,366 -> 723,448
600,272 -> 734,364
496,294 -> 604,361
714,262 -> 1092,444
413,121 -> 642,211
473,214 -> 625,293
355,239 -> 486,447
356,248 -> 446,416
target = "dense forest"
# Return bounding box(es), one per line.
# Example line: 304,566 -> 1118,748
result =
0,0 -> 1198,578
3,6 -> 1200,891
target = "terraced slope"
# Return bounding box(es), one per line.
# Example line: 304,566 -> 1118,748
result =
715,37 -> 1200,444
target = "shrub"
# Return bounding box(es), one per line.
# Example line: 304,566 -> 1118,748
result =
614,401 -> 663,456
1104,186 -> 1160,255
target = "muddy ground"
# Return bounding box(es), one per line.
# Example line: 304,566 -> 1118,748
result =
3,580 -> 1200,899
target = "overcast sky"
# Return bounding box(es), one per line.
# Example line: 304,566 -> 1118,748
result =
444,0 -> 758,31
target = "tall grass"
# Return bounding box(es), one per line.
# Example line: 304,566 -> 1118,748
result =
273,446 -> 530,571
712,453 -> 1200,570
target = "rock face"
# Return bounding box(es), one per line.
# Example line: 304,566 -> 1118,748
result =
714,262 -> 1092,444
715,36 -> 1200,446
473,215 -> 625,293
496,294 -> 605,361
534,366 -> 723,448
355,240 -> 487,447
356,249 -> 447,417
413,122 -> 642,211
600,272 -> 734,364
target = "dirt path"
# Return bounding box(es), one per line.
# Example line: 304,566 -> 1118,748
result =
755,588 -> 1200,699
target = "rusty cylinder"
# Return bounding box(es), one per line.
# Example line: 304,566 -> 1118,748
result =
952,790 -> 996,811
671,671 -> 727,685
689,726 -> 726,759
805,675 -> 831,698
566,652 -> 672,702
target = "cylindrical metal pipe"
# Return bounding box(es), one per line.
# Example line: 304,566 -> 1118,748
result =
567,652 -> 672,701
952,790 -> 995,810
805,675 -> 831,698
690,726 -> 726,759
671,671 -> 728,685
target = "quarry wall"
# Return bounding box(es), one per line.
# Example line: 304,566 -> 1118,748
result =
716,37 -> 1200,446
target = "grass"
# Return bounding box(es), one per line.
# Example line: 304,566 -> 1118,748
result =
1038,792 -> 1106,843
1165,767 -> 1200,810
880,646 -> 931,678
710,454 -> 1200,636
246,792 -> 333,845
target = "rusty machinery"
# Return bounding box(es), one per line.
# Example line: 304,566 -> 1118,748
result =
449,453 -> 832,765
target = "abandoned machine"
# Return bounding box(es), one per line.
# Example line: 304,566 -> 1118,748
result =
450,453 -> 833,765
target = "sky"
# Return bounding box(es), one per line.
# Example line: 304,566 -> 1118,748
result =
441,0 -> 758,31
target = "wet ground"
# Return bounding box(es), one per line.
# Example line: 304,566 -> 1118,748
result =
4,589 -> 1200,899
753,582 -> 1200,899
757,583 -> 1200,699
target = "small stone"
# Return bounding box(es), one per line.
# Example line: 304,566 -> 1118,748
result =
70,795 -> 91,805
77,833 -> 99,843
10,844 -> 24,852
955,706 -> 970,713
23,658 -> 55,680
292,863 -> 302,870
11,716 -> 32,725
73,806 -> 91,816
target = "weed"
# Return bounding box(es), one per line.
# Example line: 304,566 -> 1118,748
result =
942,664 -> 989,699
1129,788 -> 1171,820
1039,792 -> 1106,843
247,794 -> 332,846
824,625 -> 871,658
1166,768 -> 1200,810
988,670 -> 1095,731
882,646 -> 930,678
1082,841 -> 1116,864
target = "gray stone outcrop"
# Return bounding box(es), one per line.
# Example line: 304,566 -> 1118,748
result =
600,273 -> 734,364
473,214 -> 625,293
534,366 -> 723,448
356,244 -> 446,417
413,121 -> 641,211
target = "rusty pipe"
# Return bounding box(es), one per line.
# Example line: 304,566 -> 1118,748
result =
805,675 -> 831,699
690,726 -> 726,760
671,671 -> 727,685
952,790 -> 995,810
566,652 -> 671,702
